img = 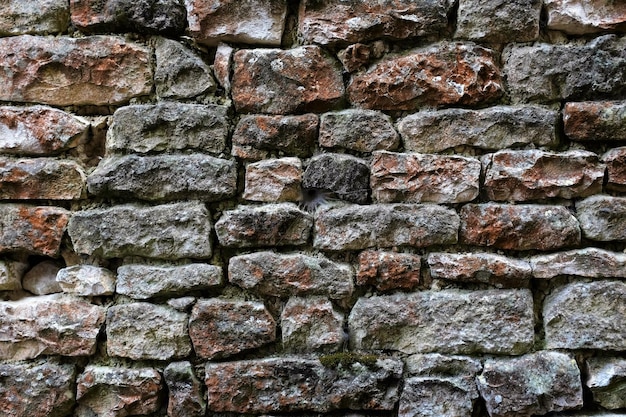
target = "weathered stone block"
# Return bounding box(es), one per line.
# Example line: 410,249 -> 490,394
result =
76,366 -> 162,417
229,251 -> 354,299
483,150 -> 604,201
22,260 -> 62,295
107,103 -> 229,155
405,353 -> 482,377
189,299 -> 276,359
357,250 -> 421,292
164,361 -> 206,417
455,0 -> 541,43
603,147 -> 626,191
0,0 -> 69,35
232,46 -> 344,114
399,377 -> 479,417
215,204 -> 312,248
281,296 -> 344,353
0,259 -> 26,291
319,109 -> 399,152
56,264 -> 116,296
106,302 -> 191,360
348,42 -> 503,110
0,294 -> 105,360
428,252 -> 532,288
545,280 -> 626,350
70,0 -> 187,34
586,356 -> 626,410
186,0 -> 287,46
87,154 -> 237,201
477,351 -> 583,417
68,202 -> 212,259
303,153 -> 370,204
397,105 -> 557,153
0,361 -> 75,417
460,203 -> 580,251
371,151 -> 480,204
349,289 -> 534,354
205,357 -> 403,413
0,204 -> 69,256
576,195 -> 626,241
0,35 -> 152,106
504,35 -> 626,102
564,100 -> 626,142
232,114 -> 318,159
213,43 -> 233,93
117,263 -> 222,300
531,248 -> 626,279
0,157 -> 86,200
298,0 -> 451,46
314,204 -> 459,250
545,0 -> 626,34
244,157 -> 302,202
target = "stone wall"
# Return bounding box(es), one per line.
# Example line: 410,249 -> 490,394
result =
0,1 -> 625,416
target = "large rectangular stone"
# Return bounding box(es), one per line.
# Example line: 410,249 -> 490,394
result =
0,204 -> 69,256
545,0 -> 626,34
576,195 -> 626,241
531,248 -> 626,279
564,100 -> 626,142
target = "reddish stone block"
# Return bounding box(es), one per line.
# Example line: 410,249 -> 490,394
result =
545,0 -> 626,34
357,250 -> 421,292
244,157 -> 303,202
564,100 -> 626,141
281,297 -> 344,352
0,204 -> 69,256
603,147 -> 626,191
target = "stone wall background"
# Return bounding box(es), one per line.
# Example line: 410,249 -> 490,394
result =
0,1 -> 625,416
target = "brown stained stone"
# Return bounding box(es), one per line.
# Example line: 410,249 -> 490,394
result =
0,157 -> 86,200
460,203 -> 581,251
576,195 -> 626,242
22,260 -> 62,295
427,252 -> 532,288
603,147 -> 626,191
319,109 -> 400,152
243,157 -> 303,202
337,43 -> 373,73
357,250 -> 421,292
232,46 -> 344,114
545,0 -> 626,34
189,299 -> 276,359
0,294 -> 105,360
483,150 -> 605,202
371,151 -> 480,204
0,204 -> 69,256
564,101 -> 626,142
531,248 -> 626,279
0,35 -> 152,106
298,0 -> 451,46
186,0 -> 287,46
233,114 -> 318,160
348,42 -> 503,111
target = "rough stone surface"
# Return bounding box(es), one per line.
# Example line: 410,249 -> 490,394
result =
0,294 -> 105,360
544,280 -> 626,350
348,42 -> 503,110
87,154 -> 237,201
428,252 -> 532,288
186,0 -> 287,46
319,109 -> 399,152
164,361 -> 206,417
455,0 -> 541,43
603,147 -> 626,191
154,37 -> 215,100
205,357 -> 403,413
215,204 -> 312,248
213,43 -> 233,93
232,114 -> 318,160
68,202 -> 212,259
189,299 -> 276,359
229,251 -> 354,299
0,35 -> 152,106
0,361 -> 75,417
0,0 -> 69,35
477,351 -> 583,417
232,46 -> 344,114
281,296 -> 344,353
314,204 -> 460,250
22,260 -> 62,295
576,196 -> 626,241
397,106 -> 557,153
371,151 -> 480,204
56,264 -> 116,296
531,248 -> 626,279
0,106 -> 89,156
356,250 -> 421,292
70,0 -> 187,34
405,353 -> 482,377
0,259 -> 27,291
106,303 -> 191,360
244,157 -> 302,202
460,203 -> 581,251
504,35 -> 626,102
0,205 -> 69,256
116,263 -> 222,300
298,0 -> 451,46
483,150 -> 604,201
545,0 -> 626,34
564,100 -> 626,142
303,153 -> 370,204
349,289 -> 534,354
399,376 -> 479,417
0,157 -> 86,200
76,366 -> 162,417
586,356 -> 626,410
